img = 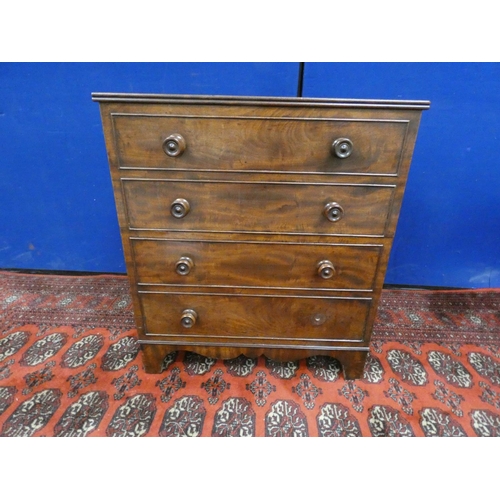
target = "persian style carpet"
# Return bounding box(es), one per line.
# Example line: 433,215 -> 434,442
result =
0,270 -> 499,437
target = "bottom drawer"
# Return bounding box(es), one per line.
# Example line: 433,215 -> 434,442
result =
139,292 -> 371,343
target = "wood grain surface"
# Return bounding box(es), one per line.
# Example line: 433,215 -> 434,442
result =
112,114 -> 408,175
131,238 -> 381,291
95,94 -> 428,377
139,292 -> 371,342
122,179 -> 394,236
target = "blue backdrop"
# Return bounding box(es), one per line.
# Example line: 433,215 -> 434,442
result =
302,63 -> 500,288
1,62 -> 499,288
0,63 -> 299,273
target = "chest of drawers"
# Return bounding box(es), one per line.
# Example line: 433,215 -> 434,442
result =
93,92 -> 429,379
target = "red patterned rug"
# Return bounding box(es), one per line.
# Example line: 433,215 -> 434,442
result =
1,270 -> 499,437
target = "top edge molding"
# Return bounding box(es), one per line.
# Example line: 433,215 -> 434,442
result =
91,92 -> 431,110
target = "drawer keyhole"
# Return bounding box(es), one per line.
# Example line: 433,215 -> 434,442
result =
311,313 -> 327,326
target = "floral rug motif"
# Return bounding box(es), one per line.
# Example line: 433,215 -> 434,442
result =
1,271 -> 499,437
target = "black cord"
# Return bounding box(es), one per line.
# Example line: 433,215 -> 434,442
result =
297,62 -> 305,97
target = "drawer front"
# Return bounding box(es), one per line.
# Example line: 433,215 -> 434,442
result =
122,179 -> 394,236
132,239 -> 381,291
140,293 -> 371,342
113,114 -> 408,175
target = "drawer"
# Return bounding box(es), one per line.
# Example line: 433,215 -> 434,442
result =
122,179 -> 394,236
112,114 -> 408,176
140,292 -> 371,342
131,239 -> 381,291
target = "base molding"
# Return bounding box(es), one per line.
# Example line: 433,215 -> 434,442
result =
139,342 -> 369,380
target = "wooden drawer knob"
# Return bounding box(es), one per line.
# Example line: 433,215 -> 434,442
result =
323,202 -> 344,222
170,198 -> 190,218
331,138 -> 353,158
181,309 -> 198,328
175,256 -> 194,276
163,133 -> 186,157
317,260 -> 335,279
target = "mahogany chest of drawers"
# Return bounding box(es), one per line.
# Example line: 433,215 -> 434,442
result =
93,92 -> 429,379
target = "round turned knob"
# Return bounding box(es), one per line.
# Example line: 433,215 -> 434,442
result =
170,198 -> 190,218
331,138 -> 353,159
175,256 -> 194,276
181,309 -> 198,328
323,202 -> 344,222
163,133 -> 186,157
317,260 -> 335,279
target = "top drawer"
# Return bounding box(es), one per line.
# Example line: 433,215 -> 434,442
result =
112,114 -> 408,176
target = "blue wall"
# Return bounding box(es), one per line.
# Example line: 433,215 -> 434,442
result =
0,63 -> 299,273
304,63 -> 500,288
2,63 -> 499,288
